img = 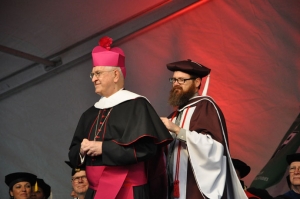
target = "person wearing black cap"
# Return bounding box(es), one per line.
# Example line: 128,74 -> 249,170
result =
232,158 -> 251,189
65,161 -> 88,199
231,158 -> 273,199
5,172 -> 37,199
30,178 -> 51,199
160,59 -> 247,199
281,153 -> 300,199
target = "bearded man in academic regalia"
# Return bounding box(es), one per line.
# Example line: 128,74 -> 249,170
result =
68,36 -> 173,199
160,59 -> 248,199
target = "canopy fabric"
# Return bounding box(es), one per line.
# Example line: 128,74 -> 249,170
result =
0,1 -> 299,198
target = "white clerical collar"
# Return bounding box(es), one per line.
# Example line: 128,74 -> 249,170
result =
94,89 -> 148,109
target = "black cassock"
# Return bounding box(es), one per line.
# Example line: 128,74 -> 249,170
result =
69,96 -> 172,199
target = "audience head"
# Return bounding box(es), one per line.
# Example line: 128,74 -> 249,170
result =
232,158 -> 251,179
5,172 -> 37,199
286,153 -> 300,188
30,178 -> 51,199
65,161 -> 89,198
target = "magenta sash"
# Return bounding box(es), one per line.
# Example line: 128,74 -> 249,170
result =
86,162 -> 147,199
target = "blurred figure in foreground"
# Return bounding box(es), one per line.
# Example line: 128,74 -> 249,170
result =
30,178 -> 51,199
232,158 -> 251,190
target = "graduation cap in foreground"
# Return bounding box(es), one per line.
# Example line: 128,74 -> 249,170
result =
65,161 -> 86,176
232,158 -> 251,179
35,178 -> 51,199
286,153 -> 300,165
5,172 -> 37,189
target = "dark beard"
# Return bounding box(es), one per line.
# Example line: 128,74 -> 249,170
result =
168,85 -> 196,107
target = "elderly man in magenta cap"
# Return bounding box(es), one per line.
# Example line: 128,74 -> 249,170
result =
160,60 -> 248,199
68,36 -> 173,199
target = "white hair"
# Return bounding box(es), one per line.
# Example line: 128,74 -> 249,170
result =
104,66 -> 124,79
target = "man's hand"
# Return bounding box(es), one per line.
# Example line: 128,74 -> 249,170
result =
160,117 -> 181,135
81,138 -> 103,156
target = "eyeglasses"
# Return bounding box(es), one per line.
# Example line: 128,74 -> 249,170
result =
169,77 -> 196,84
90,70 -> 114,79
289,166 -> 300,173
72,175 -> 87,183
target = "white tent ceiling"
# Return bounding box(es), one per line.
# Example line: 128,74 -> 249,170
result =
0,0 -> 299,198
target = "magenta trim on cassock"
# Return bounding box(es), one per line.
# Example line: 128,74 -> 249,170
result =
86,162 -> 147,199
